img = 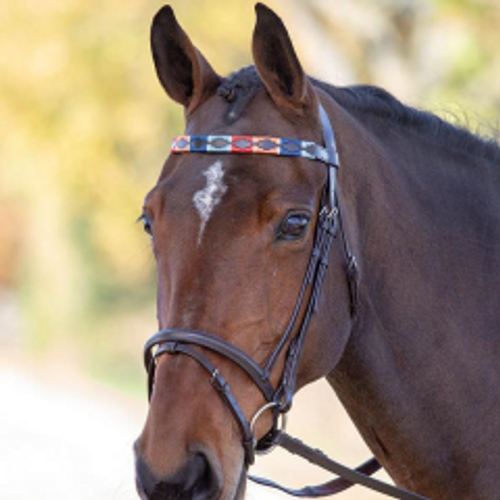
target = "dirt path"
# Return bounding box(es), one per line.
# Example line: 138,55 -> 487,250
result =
0,361 -> 388,499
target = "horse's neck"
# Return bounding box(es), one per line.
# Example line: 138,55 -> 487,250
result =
330,111 -> 500,499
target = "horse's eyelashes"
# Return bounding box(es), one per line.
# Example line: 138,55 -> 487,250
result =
277,211 -> 311,241
138,213 -> 153,236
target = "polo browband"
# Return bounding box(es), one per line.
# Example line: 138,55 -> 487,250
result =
143,105 -> 429,500
171,134 -> 335,164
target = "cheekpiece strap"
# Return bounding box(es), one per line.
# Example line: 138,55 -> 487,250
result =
171,135 -> 335,166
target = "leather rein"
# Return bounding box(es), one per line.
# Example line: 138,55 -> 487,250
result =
143,105 -> 430,500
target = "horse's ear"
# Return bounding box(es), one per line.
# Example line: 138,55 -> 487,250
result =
151,5 -> 220,112
252,3 -> 311,113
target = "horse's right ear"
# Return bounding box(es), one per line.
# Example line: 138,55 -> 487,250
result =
150,6 -> 220,112
252,3 -> 312,114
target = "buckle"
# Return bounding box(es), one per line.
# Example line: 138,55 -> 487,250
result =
250,401 -> 288,455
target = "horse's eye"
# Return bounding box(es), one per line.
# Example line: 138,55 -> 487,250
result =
138,213 -> 153,236
277,212 -> 311,241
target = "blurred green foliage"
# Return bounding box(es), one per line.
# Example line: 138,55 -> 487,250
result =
0,0 -> 498,392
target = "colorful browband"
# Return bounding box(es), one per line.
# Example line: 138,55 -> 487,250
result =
171,135 -> 336,166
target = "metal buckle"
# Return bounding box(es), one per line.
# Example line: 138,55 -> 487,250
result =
250,401 -> 288,455
320,205 -> 338,220
211,368 -> 220,384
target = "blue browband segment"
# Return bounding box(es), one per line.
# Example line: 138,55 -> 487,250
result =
171,134 -> 338,167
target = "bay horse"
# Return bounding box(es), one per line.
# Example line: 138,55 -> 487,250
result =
134,3 -> 500,500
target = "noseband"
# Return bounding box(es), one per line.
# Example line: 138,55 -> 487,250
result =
143,105 -> 429,500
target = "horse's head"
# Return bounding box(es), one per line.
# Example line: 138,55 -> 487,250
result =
135,4 -> 355,499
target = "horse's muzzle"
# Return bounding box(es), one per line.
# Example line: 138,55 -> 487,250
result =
134,448 -> 221,500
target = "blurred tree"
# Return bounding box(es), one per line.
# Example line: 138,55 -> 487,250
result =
276,0 -> 500,125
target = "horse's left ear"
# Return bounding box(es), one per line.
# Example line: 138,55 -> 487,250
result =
252,3 -> 313,113
151,5 -> 220,113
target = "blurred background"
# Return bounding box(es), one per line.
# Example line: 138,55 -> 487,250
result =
1,0 -> 499,499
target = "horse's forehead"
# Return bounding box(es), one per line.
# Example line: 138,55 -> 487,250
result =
157,153 -> 278,207
150,90 -> 324,217
150,149 -> 320,233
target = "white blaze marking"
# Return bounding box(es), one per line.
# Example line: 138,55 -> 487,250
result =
193,160 -> 227,243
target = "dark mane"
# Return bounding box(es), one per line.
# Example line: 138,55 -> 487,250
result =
218,66 -> 500,164
313,78 -> 500,165
217,66 -> 263,124
218,65 -> 263,100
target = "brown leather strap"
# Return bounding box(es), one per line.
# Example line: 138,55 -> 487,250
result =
249,455 -> 381,497
248,433 -> 430,500
152,341 -> 257,464
145,329 -> 276,401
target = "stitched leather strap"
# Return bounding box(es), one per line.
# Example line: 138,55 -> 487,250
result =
250,434 -> 429,500
152,341 -> 257,464
145,329 -> 275,401
249,455 -> 381,497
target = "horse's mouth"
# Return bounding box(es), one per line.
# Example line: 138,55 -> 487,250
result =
231,463 -> 248,500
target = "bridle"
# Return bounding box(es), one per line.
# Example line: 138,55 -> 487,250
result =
142,105 -> 430,500
144,105 -> 347,457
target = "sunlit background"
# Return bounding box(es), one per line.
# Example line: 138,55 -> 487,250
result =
1,0 -> 499,499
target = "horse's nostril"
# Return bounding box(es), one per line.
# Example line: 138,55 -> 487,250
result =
182,453 -> 215,496
135,452 -> 220,500
135,454 -> 160,499
135,477 -> 149,500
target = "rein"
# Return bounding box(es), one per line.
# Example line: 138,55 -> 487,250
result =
143,105 -> 430,500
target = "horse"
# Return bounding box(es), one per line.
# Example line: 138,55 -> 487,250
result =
133,3 -> 500,500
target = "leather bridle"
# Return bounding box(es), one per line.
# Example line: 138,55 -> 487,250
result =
143,105 -> 430,500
